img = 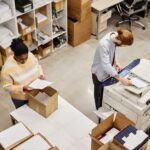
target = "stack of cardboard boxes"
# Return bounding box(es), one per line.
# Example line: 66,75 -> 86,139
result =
0,122 -> 59,150
68,0 -> 92,46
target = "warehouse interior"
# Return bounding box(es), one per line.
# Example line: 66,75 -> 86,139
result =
0,0 -> 150,150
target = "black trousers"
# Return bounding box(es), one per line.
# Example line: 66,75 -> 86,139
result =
92,74 -> 104,110
12,98 -> 28,109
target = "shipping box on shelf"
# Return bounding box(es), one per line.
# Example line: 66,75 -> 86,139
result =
28,86 -> 58,118
90,113 -> 135,150
68,0 -> 91,22
52,0 -> 64,12
68,13 -> 91,47
12,133 -> 60,150
38,42 -> 52,58
35,6 -> 49,29
18,15 -> 35,36
0,122 -> 33,150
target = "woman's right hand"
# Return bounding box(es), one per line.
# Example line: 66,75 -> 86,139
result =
23,86 -> 33,92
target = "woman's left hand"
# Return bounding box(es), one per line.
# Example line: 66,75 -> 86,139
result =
39,75 -> 45,80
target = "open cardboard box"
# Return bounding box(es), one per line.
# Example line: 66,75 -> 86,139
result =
0,122 -> 33,150
18,14 -> 35,36
35,6 -> 49,29
38,41 -> 52,58
12,133 -> 60,150
28,86 -> 58,118
90,113 -> 135,150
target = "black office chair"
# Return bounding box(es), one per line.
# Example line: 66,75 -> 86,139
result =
116,0 -> 148,31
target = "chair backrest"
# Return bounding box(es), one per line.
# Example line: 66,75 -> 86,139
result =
121,0 -> 148,14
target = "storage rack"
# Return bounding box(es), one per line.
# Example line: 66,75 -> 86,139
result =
0,0 -> 67,60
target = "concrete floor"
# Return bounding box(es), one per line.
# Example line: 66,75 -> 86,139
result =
0,14 -> 150,132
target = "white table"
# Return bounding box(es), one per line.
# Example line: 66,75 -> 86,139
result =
92,0 -> 123,39
10,96 -> 96,150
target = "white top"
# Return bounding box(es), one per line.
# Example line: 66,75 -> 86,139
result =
92,0 -> 123,11
13,135 -> 51,150
0,123 -> 31,149
10,96 -> 96,150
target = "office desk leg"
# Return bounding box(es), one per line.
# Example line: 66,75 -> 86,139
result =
96,12 -> 100,39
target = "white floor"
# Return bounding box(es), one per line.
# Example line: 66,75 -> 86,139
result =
0,14 -> 150,132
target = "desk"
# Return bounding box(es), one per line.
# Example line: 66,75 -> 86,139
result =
10,96 -> 96,150
92,0 -> 123,39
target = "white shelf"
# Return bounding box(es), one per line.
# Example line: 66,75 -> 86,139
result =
34,0 -> 50,9
53,30 -> 66,39
54,42 -> 67,51
0,0 -> 67,61
0,15 -> 15,24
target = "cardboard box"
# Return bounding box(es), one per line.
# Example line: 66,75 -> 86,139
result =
18,14 -> 35,36
97,142 -> 122,150
0,51 -> 3,67
52,0 -> 64,12
0,122 -> 33,150
38,42 -> 52,58
0,46 -> 13,63
35,6 -> 49,29
28,86 -> 58,118
90,113 -> 135,150
68,0 -> 91,22
68,14 -> 91,47
12,133 -> 59,150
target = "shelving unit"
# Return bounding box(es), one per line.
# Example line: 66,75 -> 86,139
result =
0,0 -> 67,62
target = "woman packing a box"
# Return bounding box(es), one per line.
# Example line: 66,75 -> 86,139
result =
1,38 -> 44,108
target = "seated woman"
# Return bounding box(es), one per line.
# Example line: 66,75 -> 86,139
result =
1,38 -> 44,108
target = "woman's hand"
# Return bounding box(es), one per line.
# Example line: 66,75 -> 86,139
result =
38,75 -> 45,80
23,86 -> 33,92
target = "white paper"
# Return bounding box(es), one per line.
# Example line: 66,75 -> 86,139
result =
131,77 -> 149,89
99,128 -> 119,144
131,59 -> 150,83
29,79 -> 53,89
0,123 -> 31,149
123,130 -> 148,149
14,135 -> 51,150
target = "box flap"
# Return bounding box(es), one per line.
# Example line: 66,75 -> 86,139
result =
114,113 -> 135,130
91,115 -> 114,138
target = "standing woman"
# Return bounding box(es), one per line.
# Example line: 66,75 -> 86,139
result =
1,38 -> 44,108
91,28 -> 134,110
